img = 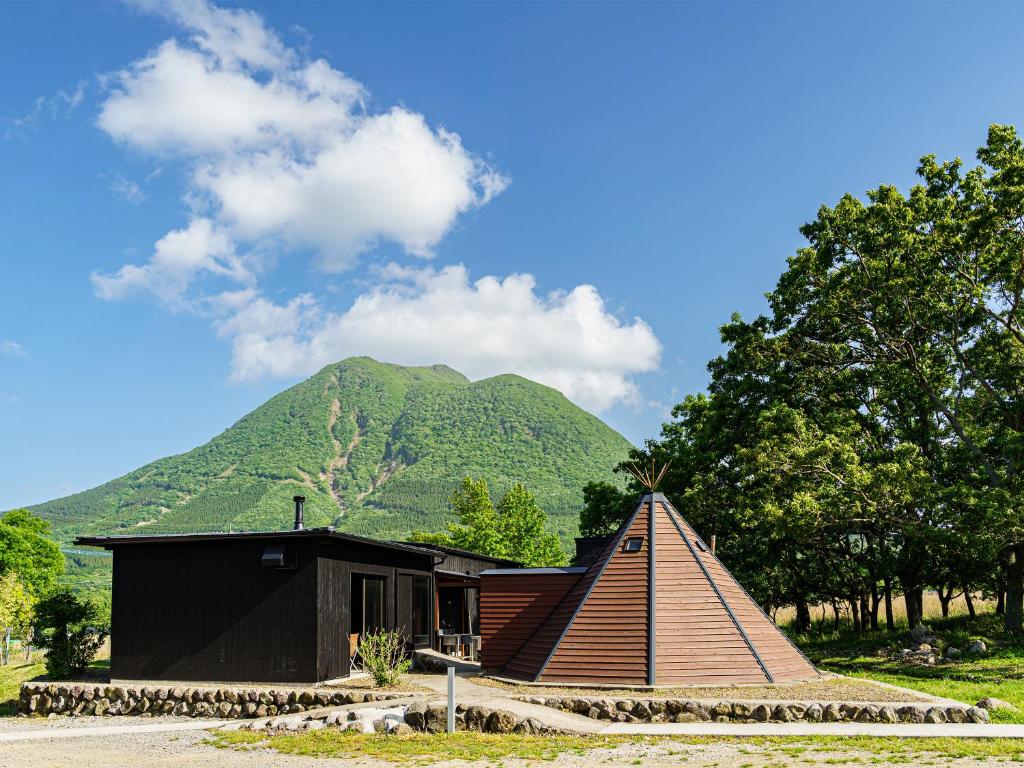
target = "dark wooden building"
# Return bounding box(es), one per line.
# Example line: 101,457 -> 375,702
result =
479,492 -> 820,686
76,499 -> 514,684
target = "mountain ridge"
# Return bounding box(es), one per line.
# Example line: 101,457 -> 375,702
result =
29,357 -> 632,549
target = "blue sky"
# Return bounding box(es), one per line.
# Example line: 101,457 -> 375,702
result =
2,0 -> 1024,510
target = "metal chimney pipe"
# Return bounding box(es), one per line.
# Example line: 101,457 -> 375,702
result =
293,496 -> 305,531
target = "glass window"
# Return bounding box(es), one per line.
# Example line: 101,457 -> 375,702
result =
363,576 -> 385,633
624,537 -> 644,552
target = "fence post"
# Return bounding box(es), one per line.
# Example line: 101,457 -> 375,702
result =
447,665 -> 456,734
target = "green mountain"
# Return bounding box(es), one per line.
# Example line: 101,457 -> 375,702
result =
31,357 -> 632,550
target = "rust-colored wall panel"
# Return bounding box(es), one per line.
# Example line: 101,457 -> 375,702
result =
479,571 -> 582,673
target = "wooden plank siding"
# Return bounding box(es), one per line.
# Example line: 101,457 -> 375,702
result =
669,508 -> 818,681
653,501 -> 768,683
539,503 -> 651,684
479,571 -> 582,673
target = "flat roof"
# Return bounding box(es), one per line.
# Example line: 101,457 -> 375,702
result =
74,527 -> 444,560
395,541 -> 521,568
479,566 -> 588,576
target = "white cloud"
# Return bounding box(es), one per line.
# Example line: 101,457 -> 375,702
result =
0,341 -> 28,359
91,218 -> 250,303
93,0 -> 505,292
4,80 -> 86,140
214,265 -> 661,412
109,174 -> 146,204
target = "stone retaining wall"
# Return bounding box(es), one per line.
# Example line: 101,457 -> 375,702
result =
519,695 -> 990,725
18,682 -> 408,719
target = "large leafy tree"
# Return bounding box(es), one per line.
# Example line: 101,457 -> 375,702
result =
613,125 -> 1023,633
0,509 -> 64,596
412,477 -> 567,567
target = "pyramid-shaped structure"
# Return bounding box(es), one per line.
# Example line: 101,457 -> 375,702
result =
500,492 -> 818,685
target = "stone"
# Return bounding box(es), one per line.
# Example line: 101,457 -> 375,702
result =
404,701 -> 428,730
840,704 -> 861,721
804,703 -> 823,722
948,707 -> 968,723
967,640 -> 987,655
683,701 -> 709,720
222,690 -> 238,704
586,707 -> 600,719
466,705 -> 492,731
977,697 -> 1017,711
229,703 -> 242,718
391,722 -> 414,735
732,703 -> 752,718
772,705 -> 794,722
924,707 -> 947,724
299,690 -> 315,706
945,647 -> 962,660
713,715 -> 730,723
616,700 -> 632,712
484,710 -> 518,734
966,706 -> 990,723
424,705 -> 447,733
910,623 -> 934,643
898,705 -> 925,723
855,705 -> 879,723
372,718 -> 389,733
711,702 -> 731,718
202,690 -> 217,705
751,704 -> 771,722
315,693 -> 330,708
631,701 -> 652,719
513,719 -> 532,734
674,712 -> 701,723
822,703 -> 843,722
648,700 -> 666,715
649,713 -> 668,723
878,706 -> 898,724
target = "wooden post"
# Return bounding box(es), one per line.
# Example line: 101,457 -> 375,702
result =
709,534 -> 716,555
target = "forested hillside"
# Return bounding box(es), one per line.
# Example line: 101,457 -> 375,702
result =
28,358 -> 631,548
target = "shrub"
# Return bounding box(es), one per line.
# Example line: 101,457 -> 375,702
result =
34,587 -> 109,679
358,629 -> 411,687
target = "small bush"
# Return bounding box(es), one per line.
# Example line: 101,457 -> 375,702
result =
358,629 -> 411,688
34,587 -> 109,679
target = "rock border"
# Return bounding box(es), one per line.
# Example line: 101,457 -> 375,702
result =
520,695 -> 989,725
18,682 -> 408,719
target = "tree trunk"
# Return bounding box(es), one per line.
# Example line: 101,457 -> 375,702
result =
1005,545 -> 1024,635
850,597 -> 862,632
832,601 -> 841,631
1,628 -> 9,666
884,577 -> 895,631
870,583 -> 881,631
794,596 -> 812,633
997,582 -> 1005,615
904,588 -> 921,629
963,587 -> 976,619
938,585 -> 953,618
860,590 -> 871,632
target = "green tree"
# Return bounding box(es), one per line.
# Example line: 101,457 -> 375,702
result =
411,478 -> 567,567
0,510 -> 64,596
34,587 -> 109,679
0,572 -> 35,665
579,481 -> 635,537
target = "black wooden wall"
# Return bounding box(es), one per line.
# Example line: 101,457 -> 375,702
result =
110,539 -> 319,683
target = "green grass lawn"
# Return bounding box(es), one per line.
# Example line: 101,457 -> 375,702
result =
209,729 -> 1024,764
0,651 -> 46,715
791,612 -> 1024,723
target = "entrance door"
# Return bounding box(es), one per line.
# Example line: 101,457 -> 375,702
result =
398,573 -> 432,648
